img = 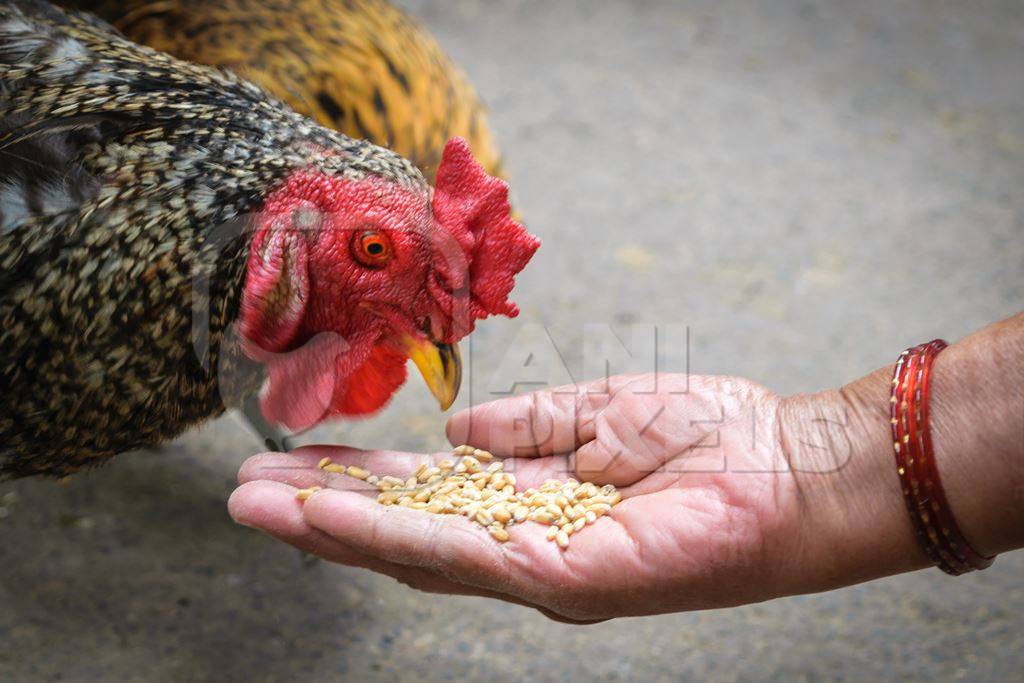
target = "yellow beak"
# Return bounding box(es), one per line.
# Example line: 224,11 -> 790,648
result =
401,334 -> 462,411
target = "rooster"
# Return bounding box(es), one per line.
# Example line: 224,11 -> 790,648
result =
0,0 -> 539,479
59,0 -> 506,184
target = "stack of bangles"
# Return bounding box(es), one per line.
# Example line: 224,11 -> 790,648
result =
890,340 -> 996,575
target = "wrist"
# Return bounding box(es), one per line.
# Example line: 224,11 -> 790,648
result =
779,315 -> 1024,591
926,332 -> 1024,557
776,376 -> 930,594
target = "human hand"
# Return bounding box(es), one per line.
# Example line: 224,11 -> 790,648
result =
229,373 -> 924,621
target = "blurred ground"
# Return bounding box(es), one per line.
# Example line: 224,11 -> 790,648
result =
2,0 -> 1023,680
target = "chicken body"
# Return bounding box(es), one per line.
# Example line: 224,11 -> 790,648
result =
60,0 -> 505,183
0,0 -> 432,478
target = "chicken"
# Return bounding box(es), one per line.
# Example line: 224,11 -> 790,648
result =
0,0 -> 539,479
58,0 -> 505,184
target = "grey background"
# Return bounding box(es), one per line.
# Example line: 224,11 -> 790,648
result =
2,0 -> 1022,680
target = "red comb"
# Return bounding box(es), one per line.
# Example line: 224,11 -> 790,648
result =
430,137 -> 540,340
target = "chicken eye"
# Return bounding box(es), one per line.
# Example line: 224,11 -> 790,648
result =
352,229 -> 393,267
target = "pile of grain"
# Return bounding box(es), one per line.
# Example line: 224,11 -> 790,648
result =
295,445 -> 621,549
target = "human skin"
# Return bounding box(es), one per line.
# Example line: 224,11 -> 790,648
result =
229,313 -> 1023,622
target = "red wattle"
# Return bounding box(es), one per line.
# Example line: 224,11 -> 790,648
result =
257,333 -> 354,432
332,344 -> 409,416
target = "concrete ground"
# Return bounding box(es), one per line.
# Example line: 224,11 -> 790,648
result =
2,0 -> 1022,680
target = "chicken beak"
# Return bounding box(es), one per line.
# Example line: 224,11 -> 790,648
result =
402,334 -> 462,411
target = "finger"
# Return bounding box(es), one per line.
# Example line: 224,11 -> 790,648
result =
229,479 -> 376,565
572,405 -> 674,488
300,487 -> 570,602
446,378 -> 630,457
498,454 -> 576,490
240,448 -> 577,493
571,376 -> 732,487
228,481 -> 532,602
238,446 -> 456,488
235,480 -> 644,621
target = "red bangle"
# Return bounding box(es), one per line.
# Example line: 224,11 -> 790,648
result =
890,340 -> 995,575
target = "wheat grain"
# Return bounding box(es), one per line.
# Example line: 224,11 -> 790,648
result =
296,449 -> 622,550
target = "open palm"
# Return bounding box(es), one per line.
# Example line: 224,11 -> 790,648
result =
231,374 -> 811,621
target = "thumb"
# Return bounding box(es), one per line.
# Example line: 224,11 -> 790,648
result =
446,380 -> 620,457
572,393 -> 671,487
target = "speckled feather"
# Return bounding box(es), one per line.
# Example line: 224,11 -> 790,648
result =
59,0 -> 506,184
0,0 -> 429,478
